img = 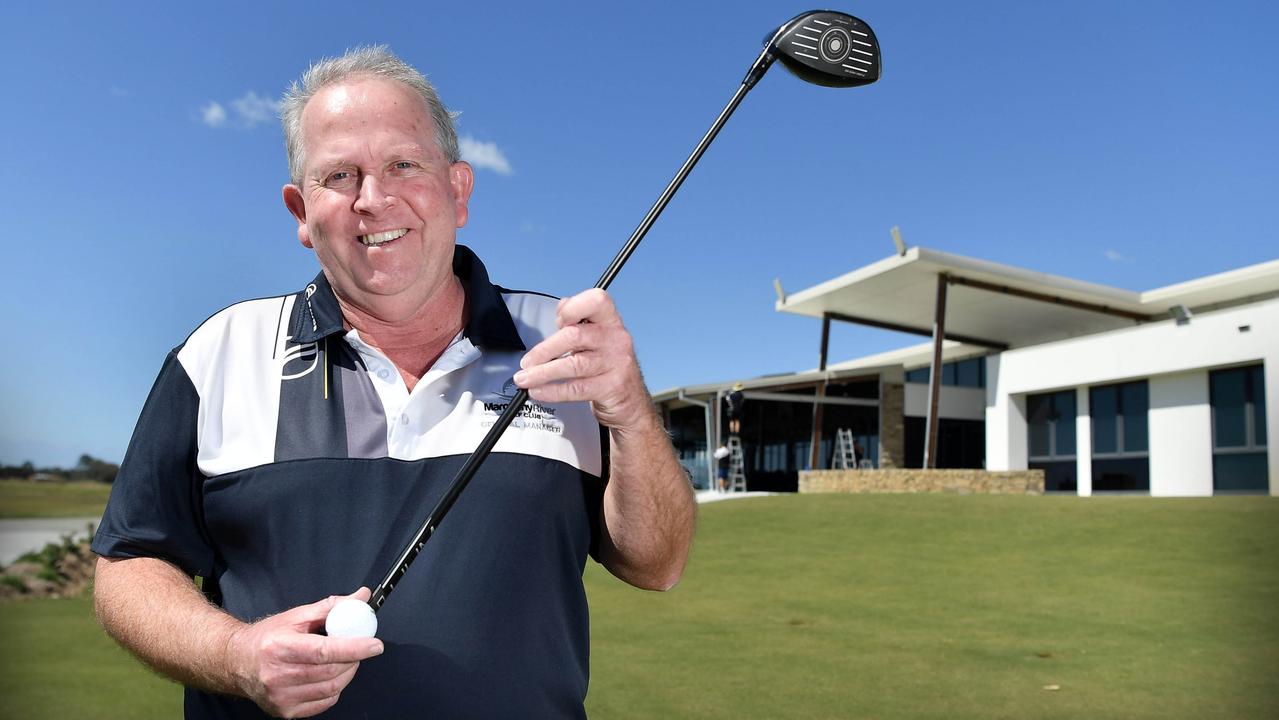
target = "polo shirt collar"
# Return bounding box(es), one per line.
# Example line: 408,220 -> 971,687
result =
290,244 -> 526,351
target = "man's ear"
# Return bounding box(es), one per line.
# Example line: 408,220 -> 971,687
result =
450,161 -> 475,229
282,184 -> 313,248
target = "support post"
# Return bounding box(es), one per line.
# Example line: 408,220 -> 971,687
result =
678,391 -> 715,491
923,274 -> 949,469
808,314 -> 832,469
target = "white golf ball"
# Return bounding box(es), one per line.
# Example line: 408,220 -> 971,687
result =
325,598 -> 378,638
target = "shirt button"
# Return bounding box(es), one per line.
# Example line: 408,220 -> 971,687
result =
377,368 -> 391,380
400,413 -> 410,425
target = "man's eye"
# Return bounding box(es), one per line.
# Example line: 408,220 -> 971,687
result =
394,162 -> 414,170
325,171 -> 354,187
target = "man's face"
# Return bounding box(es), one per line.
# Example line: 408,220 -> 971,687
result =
283,77 -> 474,316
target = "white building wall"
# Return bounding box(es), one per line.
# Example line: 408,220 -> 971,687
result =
1148,372 -> 1214,496
985,355 -> 1028,471
986,297 -> 1277,495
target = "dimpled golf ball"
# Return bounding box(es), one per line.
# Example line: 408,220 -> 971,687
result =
325,598 -> 378,638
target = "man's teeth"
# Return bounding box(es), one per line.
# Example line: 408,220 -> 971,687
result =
359,229 -> 408,246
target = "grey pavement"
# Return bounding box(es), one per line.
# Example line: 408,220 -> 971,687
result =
0,517 -> 100,567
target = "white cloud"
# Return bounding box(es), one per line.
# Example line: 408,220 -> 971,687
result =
459,135 -> 513,175
201,101 -> 227,128
230,91 -> 282,127
200,91 -> 282,129
1104,249 -> 1126,262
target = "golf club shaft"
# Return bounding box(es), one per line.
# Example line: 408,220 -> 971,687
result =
595,78 -> 757,290
370,387 -> 530,610
370,71 -> 770,612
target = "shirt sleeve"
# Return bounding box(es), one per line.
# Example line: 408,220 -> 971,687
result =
91,349 -> 215,578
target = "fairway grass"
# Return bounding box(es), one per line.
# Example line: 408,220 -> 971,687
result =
584,494 -> 1279,719
1,495 -> 1275,718
0,596 -> 182,719
0,479 -> 112,519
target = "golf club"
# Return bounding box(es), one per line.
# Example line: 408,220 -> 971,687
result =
330,9 -> 882,635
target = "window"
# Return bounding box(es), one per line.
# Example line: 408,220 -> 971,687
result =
1028,391 -> 1076,459
942,362 -> 958,386
1028,390 -> 1076,492
666,406 -> 711,489
956,357 -> 983,388
1211,365 -> 1268,493
1090,381 -> 1149,492
904,357 -> 986,388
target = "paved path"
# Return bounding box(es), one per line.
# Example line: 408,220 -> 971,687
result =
695,490 -> 774,504
0,517 -> 100,566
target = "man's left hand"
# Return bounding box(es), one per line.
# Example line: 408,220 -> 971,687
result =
514,289 -> 651,430
515,288 -> 695,591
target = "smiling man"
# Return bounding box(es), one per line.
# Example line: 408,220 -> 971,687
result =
92,46 -> 695,719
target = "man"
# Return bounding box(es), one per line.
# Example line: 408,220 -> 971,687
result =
725,382 -> 745,435
92,46 -> 696,719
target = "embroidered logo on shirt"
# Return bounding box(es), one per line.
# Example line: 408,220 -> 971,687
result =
482,376 -> 564,435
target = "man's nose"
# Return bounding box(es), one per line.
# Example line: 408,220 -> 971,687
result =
353,174 -> 394,214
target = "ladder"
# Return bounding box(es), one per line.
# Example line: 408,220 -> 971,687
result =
833,428 -> 857,470
726,436 -> 747,492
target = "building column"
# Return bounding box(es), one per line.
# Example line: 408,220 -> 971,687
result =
985,354 -> 1027,472
1075,386 -> 1093,497
923,274 -> 949,468
809,314 -> 832,469
879,378 -> 904,469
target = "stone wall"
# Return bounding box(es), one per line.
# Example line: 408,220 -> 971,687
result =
878,381 -> 904,469
799,468 -> 1045,495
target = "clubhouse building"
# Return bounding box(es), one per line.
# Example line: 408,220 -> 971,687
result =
655,247 -> 1277,496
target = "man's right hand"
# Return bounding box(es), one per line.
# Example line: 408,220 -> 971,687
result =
228,588 -> 384,718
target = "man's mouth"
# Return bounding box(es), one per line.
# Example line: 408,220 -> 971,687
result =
359,229 -> 409,247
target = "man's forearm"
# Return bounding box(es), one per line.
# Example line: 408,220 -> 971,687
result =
95,556 -> 384,717
600,406 -> 697,591
94,556 -> 246,694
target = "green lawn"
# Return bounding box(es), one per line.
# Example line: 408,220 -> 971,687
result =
0,479 -> 112,519
0,596 -> 182,719
2,495 -> 1276,718
583,495 -> 1279,719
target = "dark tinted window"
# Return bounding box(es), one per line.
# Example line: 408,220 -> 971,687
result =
1092,385 -> 1118,454
1211,368 -> 1249,447
1122,382 -> 1149,453
1028,390 -> 1075,459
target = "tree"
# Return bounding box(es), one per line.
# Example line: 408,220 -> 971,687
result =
74,454 -> 119,484
0,461 -> 37,479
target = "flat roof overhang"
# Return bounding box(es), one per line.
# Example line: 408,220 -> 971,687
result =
775,247 -> 1279,349
653,363 -> 898,408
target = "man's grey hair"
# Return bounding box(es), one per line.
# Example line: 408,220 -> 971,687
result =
280,45 -> 459,185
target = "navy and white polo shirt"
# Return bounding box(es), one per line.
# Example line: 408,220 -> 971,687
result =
94,246 -> 607,719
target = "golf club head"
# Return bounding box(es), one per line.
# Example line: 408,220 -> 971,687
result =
767,10 -> 881,88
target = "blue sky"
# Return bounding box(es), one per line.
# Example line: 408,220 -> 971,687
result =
1,1 -> 1276,467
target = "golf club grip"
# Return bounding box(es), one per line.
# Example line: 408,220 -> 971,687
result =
370,387 -> 531,610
